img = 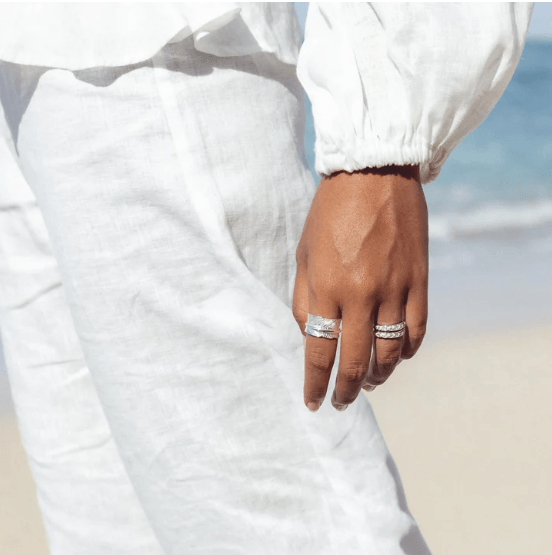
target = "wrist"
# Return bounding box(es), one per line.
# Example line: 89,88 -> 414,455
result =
324,164 -> 421,185
319,164 -> 424,208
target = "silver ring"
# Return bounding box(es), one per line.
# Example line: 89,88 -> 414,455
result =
374,330 -> 405,339
374,321 -> 405,332
374,321 -> 406,339
305,313 -> 341,340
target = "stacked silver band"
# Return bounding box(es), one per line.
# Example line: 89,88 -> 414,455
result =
304,314 -> 341,340
304,314 -> 406,340
374,321 -> 406,339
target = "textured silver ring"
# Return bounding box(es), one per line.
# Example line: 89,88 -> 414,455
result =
305,313 -> 341,340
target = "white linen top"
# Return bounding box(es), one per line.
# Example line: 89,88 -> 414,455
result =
0,2 -> 534,184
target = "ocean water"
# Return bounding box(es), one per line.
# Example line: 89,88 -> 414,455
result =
303,38 -> 552,275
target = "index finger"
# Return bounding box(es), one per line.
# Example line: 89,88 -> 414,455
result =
303,299 -> 340,412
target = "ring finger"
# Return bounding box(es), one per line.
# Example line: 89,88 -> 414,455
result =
362,300 -> 405,391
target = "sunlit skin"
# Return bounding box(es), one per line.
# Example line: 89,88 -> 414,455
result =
292,165 -> 429,412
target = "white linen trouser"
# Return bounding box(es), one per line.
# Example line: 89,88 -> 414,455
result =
0,36 -> 430,555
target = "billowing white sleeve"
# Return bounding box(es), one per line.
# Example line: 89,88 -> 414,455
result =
296,2 -> 533,184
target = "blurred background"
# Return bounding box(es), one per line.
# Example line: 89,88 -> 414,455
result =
1,3 -> 551,554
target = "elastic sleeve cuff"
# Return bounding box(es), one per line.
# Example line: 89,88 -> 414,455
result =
298,2 -> 533,185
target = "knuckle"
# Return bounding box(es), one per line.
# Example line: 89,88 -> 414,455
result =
377,354 -> 400,368
295,242 -> 307,262
309,273 -> 334,298
408,323 -> 427,343
347,270 -> 370,291
375,343 -> 402,365
418,276 -> 429,290
414,316 -> 428,331
386,274 -> 409,296
344,269 -> 378,296
373,349 -> 400,378
413,264 -> 429,281
374,358 -> 398,378
308,348 -> 333,373
291,302 -> 307,325
341,362 -> 369,384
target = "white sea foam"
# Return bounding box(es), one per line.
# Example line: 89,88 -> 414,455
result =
428,199 -> 552,241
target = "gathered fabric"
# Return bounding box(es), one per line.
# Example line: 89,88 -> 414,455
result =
0,2 -> 533,184
0,35 -> 431,554
0,3 -> 302,69
297,2 -> 533,183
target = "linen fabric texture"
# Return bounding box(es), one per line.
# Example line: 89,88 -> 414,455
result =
0,2 -> 531,554
0,36 -> 429,555
0,2 -> 534,183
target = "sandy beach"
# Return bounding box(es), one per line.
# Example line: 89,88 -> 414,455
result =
370,325 -> 552,555
0,412 -> 49,554
1,322 -> 551,555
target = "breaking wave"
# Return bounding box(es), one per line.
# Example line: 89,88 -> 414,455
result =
429,199 -> 552,241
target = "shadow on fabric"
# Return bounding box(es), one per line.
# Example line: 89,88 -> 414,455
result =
386,455 -> 433,555
0,33 -> 301,156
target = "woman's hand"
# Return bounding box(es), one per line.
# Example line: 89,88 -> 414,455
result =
292,165 -> 429,412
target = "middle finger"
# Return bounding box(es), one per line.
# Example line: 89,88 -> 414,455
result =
331,303 -> 375,411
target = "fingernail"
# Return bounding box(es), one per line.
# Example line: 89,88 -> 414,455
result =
307,402 -> 321,412
335,404 -> 348,412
